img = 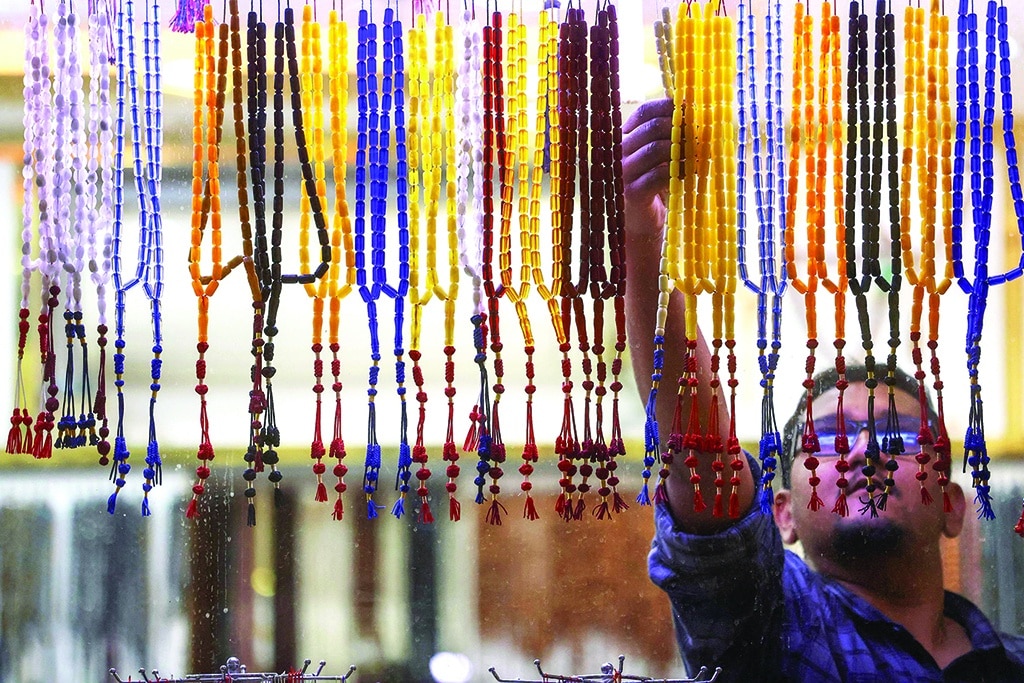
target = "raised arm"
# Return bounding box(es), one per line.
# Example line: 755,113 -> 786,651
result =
622,98 -> 755,533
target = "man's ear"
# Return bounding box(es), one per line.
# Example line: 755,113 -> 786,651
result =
941,482 -> 967,539
774,489 -> 798,545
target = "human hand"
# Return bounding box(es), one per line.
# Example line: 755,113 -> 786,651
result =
622,97 -> 675,237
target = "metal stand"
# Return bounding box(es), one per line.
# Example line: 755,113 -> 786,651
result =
489,655 -> 721,683
109,657 -> 356,682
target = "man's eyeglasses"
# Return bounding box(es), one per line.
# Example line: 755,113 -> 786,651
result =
811,417 -> 926,457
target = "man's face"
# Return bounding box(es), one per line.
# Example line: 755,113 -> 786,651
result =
781,382 -> 963,565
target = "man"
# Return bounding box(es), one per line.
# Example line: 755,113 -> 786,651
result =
622,97 -> 1024,682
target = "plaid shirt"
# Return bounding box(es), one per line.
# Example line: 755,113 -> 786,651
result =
649,488 -> 1024,682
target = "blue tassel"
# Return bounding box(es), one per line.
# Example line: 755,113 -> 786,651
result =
367,499 -> 379,519
391,497 -> 405,519
759,486 -> 775,516
141,497 -> 151,517
975,486 -> 995,521
636,481 -> 651,506
107,491 -> 119,515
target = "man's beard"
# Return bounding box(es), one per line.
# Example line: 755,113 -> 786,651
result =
830,519 -> 906,561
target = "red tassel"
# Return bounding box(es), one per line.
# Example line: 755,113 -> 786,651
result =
254,449 -> 264,472
612,492 -> 629,513
523,494 -> 539,521
920,486 -> 933,506
729,491 -> 740,519
807,490 -> 824,512
712,492 -> 724,518
943,490 -> 953,513
333,497 -> 345,521
1014,505 -> 1024,537
314,482 -> 329,503
463,406 -> 480,451
653,482 -> 668,505
692,487 -> 707,513
485,498 -> 506,526
592,501 -> 610,520
37,432 -> 52,460
419,500 -> 435,524
449,495 -> 461,522
21,416 -> 33,456
185,498 -> 199,519
832,492 -> 849,517
6,413 -> 22,454
554,492 -> 567,517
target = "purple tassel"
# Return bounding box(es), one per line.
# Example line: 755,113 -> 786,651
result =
169,0 -> 207,33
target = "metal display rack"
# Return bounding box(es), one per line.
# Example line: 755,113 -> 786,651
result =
108,657 -> 356,682
489,656 -> 721,683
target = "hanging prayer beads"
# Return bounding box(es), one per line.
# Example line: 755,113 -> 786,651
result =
736,0 -> 788,514
453,4 -> 485,523
898,0 -> 955,510
783,0 -> 829,513
953,0 -> 1024,523
327,2 -> 355,521
497,6 -> 541,522
479,6 -> 508,526
297,2 -> 332,506
108,0 -> 167,516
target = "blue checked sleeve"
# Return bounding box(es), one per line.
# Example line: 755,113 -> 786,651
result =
648,473 -> 786,682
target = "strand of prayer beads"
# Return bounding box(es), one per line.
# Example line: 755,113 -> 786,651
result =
954,0 -> 1024,522
479,6 -> 508,526
8,2 -> 47,458
426,8 -> 459,525
784,1 -> 826,513
818,1 -> 852,517
327,1 -> 355,521
88,0 -> 116,460
654,4 -> 674,98
585,5 -> 617,520
553,7 -> 583,516
898,0 -> 953,511
518,5 -> 559,521
842,0 -> 882,516
737,0 -> 788,514
565,6 -> 596,520
186,3 -> 229,518
713,7 -> 742,519
604,2 -> 629,515
498,7 -> 541,521
640,3 -> 686,509
870,0 -> 905,512
297,2 -> 332,506
452,4 -> 484,522
243,4 -> 270,526
383,6 -> 412,520
108,0 -> 166,516
668,2 -> 717,514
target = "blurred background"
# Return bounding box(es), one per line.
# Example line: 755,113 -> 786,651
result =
1,1 -> 1023,681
